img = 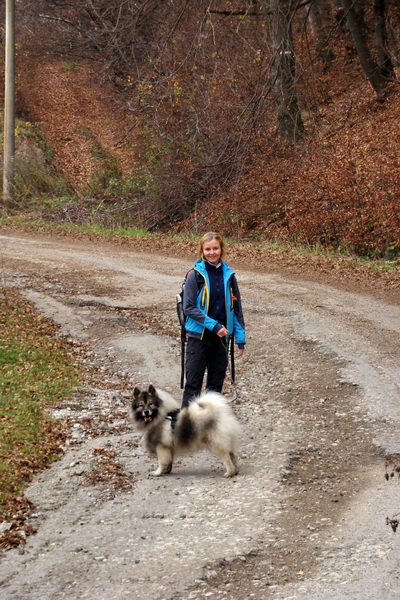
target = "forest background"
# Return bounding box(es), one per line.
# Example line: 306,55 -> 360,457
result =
0,0 -> 399,259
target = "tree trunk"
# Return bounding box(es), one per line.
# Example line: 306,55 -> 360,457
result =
307,0 -> 334,65
341,0 -> 388,100
373,0 -> 395,79
271,0 -> 305,142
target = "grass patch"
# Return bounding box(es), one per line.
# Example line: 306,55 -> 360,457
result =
0,289 -> 81,523
60,61 -> 81,72
68,223 -> 150,238
0,214 -> 150,240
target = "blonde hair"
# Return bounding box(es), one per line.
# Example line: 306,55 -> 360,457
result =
198,232 -> 226,261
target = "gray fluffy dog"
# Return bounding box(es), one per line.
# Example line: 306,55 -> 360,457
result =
129,385 -> 240,478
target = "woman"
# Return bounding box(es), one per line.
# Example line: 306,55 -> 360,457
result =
182,232 -> 246,408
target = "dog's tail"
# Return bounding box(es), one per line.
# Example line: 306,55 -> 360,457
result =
188,391 -> 241,431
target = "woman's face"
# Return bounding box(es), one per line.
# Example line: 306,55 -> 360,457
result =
203,239 -> 222,265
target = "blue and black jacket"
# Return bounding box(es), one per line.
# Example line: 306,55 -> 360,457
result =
182,259 -> 246,347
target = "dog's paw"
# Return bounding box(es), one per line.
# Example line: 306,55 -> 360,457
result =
224,469 -> 239,478
150,464 -> 172,476
149,470 -> 163,477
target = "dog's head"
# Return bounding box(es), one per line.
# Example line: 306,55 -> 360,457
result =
130,385 -> 162,429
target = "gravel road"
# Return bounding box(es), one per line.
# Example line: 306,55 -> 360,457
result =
0,230 -> 399,600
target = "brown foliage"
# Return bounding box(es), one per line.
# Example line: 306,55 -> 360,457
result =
193,83 -> 400,256
11,1 -> 400,256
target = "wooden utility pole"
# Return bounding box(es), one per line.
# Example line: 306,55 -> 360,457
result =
3,0 -> 15,205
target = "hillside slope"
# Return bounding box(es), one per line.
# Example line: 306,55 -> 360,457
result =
12,26 -> 400,257
16,53 -> 139,192
203,81 -> 400,255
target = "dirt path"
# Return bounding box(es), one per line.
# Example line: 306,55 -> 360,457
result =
0,231 -> 400,600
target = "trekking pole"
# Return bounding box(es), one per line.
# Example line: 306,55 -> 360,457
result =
176,292 -> 186,389
230,334 -> 235,384
180,329 -> 186,389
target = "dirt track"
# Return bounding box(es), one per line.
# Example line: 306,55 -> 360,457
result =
0,230 -> 400,600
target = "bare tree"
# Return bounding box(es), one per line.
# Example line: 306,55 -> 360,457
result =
373,0 -> 395,79
306,0 -> 335,64
270,0 -> 305,141
341,0 -> 389,100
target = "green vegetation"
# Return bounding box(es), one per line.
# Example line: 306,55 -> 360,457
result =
60,61 -> 81,72
73,124 -> 124,197
0,114 -> 73,210
0,290 -> 81,516
0,214 -> 149,239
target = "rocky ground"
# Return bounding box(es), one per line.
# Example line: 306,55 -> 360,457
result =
0,229 -> 399,600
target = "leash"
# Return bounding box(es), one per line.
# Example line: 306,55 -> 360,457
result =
219,335 -> 238,402
219,335 -> 235,384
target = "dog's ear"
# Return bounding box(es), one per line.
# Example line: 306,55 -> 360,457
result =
133,387 -> 141,398
148,384 -> 156,396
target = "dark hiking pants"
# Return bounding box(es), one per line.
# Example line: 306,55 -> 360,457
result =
182,331 -> 228,408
